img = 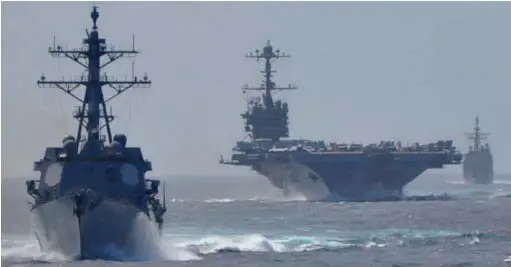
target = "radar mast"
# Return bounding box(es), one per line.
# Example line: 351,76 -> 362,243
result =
241,40 -> 297,141
465,116 -> 489,152
37,6 -> 151,155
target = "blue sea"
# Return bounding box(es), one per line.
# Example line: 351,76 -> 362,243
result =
2,173 -> 511,267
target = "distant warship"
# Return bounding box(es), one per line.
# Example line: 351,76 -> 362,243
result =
25,7 -> 167,260
220,41 -> 463,201
463,116 -> 493,184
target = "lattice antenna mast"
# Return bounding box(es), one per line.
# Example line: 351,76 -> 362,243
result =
464,116 -> 489,150
37,6 -> 151,152
242,40 -> 297,108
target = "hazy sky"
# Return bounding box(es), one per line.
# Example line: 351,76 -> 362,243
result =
2,1 -> 511,178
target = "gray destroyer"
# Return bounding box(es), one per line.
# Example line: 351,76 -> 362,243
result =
25,7 -> 167,260
463,116 -> 494,184
220,41 -> 463,201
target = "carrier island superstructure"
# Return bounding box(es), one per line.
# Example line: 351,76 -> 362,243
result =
463,116 -> 494,184
220,41 -> 463,201
25,7 -> 167,260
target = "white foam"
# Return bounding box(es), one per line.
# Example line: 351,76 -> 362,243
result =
158,241 -> 202,261
1,235 -> 201,263
2,229 -> 477,262
164,233 -> 359,255
489,191 -> 511,199
1,237 -> 68,263
447,181 -> 465,185
203,198 -> 236,203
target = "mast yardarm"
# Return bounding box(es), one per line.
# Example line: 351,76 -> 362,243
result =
37,6 -> 151,154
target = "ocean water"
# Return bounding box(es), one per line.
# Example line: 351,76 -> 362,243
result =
2,173 -> 511,267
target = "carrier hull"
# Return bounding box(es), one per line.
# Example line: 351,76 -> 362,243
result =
254,158 -> 430,201
462,151 -> 494,184
225,149 -> 461,202
31,197 -> 161,260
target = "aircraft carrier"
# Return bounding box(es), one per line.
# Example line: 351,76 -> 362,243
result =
463,116 -> 494,184
220,41 -> 463,201
25,7 -> 167,260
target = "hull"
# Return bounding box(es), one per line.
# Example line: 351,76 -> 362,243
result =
253,154 -> 443,201
223,139 -> 461,201
463,151 -> 494,184
27,8 -> 168,262
31,197 -> 162,260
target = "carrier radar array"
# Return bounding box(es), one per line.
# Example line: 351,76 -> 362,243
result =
241,40 -> 297,141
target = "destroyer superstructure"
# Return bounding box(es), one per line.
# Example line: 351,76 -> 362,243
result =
463,116 -> 493,184
25,7 -> 167,260
221,41 -> 463,201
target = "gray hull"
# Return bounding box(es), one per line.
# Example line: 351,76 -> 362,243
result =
255,160 -> 424,201
31,197 -> 162,260
463,151 -> 494,184
249,148 -> 463,202
27,6 -> 168,261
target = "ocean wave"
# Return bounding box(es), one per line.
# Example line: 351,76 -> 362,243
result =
2,229 -> 485,263
447,179 -> 511,185
0,236 -> 200,263
1,238 -> 68,264
402,193 -> 458,201
167,193 -> 460,204
173,234 -> 365,255
204,198 -> 237,203
447,181 -> 465,185
489,190 -> 511,199
168,197 -> 272,203
166,228 -> 480,256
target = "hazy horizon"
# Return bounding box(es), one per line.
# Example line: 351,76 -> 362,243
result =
3,1 -> 511,178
